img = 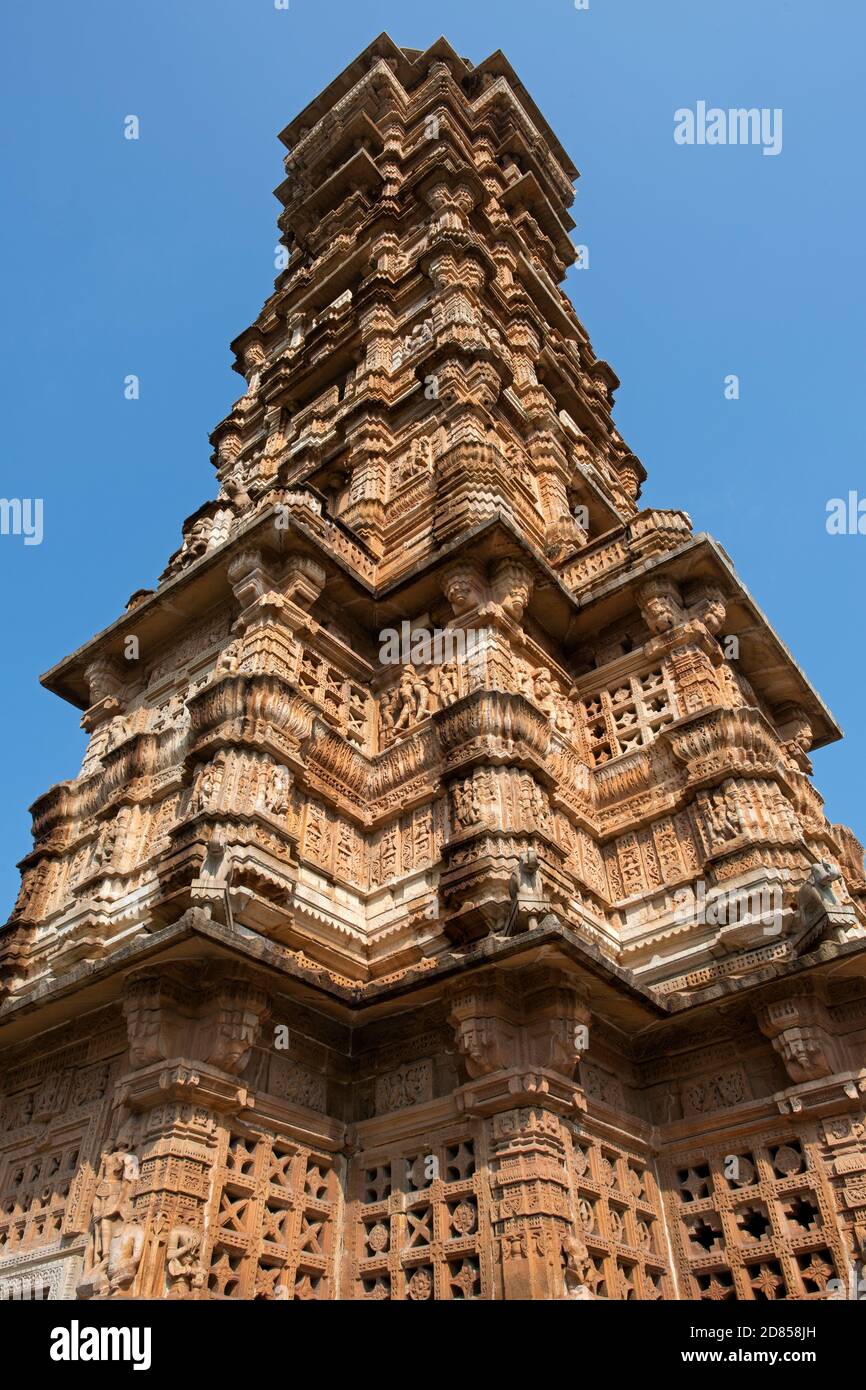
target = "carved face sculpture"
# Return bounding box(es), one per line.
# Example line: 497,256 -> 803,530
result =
124,994 -> 166,1069
699,595 -> 726,634
643,594 -> 677,634
637,577 -> 683,636
491,558 -> 533,622
456,1022 -> 494,1077
187,519 -> 211,557
442,561 -> 483,615
211,1005 -> 258,1073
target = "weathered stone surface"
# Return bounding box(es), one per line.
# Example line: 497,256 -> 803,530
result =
2,32 -> 865,1302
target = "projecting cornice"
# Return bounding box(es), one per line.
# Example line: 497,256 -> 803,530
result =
40,495 -> 841,758
565,532 -> 842,751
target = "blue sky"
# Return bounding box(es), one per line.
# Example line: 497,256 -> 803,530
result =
1,0 -> 864,914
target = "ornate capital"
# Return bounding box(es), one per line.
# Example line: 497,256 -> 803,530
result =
448,967 -> 591,1085
123,965 -> 270,1077
758,992 -> 836,1082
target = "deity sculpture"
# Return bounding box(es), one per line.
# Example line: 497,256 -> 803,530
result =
78,1138 -> 143,1298
166,1225 -> 206,1294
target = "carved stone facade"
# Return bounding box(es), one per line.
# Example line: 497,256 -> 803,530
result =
2,33 -> 865,1302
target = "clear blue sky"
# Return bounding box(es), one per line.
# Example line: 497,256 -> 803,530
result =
2,0 -> 864,915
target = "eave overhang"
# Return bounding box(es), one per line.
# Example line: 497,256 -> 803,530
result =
567,531 -> 842,750
40,507 -> 840,755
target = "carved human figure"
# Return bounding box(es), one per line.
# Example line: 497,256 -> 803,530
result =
691,584 -> 726,634
186,517 -> 212,562
378,687 -> 397,738
518,777 -> 536,828
155,691 -> 188,732
92,818 -> 120,871
553,697 -> 574,738
531,781 -> 551,832
91,1145 -> 140,1267
532,667 -> 559,721
423,664 -> 442,713
515,661 -> 535,700
441,560 -> 485,616
166,1225 -> 205,1294
779,705 -> 814,770
438,659 -> 458,706
411,668 -> 432,721
452,778 -> 480,828
391,667 -> 421,733
264,764 -> 291,817
507,849 -> 555,932
191,762 -> 217,814
718,663 -> 745,709
217,641 -> 241,675
380,827 -> 397,879
336,822 -> 354,876
104,714 -> 128,753
561,1229 -> 593,1300
107,1221 -> 145,1293
222,472 -> 252,511
241,342 -> 265,391
399,424 -> 433,478
705,781 -> 745,842
490,558 -> 533,624
78,1139 -> 143,1296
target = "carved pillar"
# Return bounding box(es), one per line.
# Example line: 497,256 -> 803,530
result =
74,965 -> 271,1300
449,966 -> 590,1300
637,578 -> 734,718
818,1106 -> 866,1278
357,301 -> 396,375
489,1106 -> 575,1299
341,417 -> 391,555
529,431 -> 581,562
225,546 -> 324,681
341,456 -> 387,554
659,631 -> 723,715
79,657 -> 128,778
507,316 -> 541,388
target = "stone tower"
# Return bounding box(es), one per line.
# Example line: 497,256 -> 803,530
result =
2,33 -> 865,1304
